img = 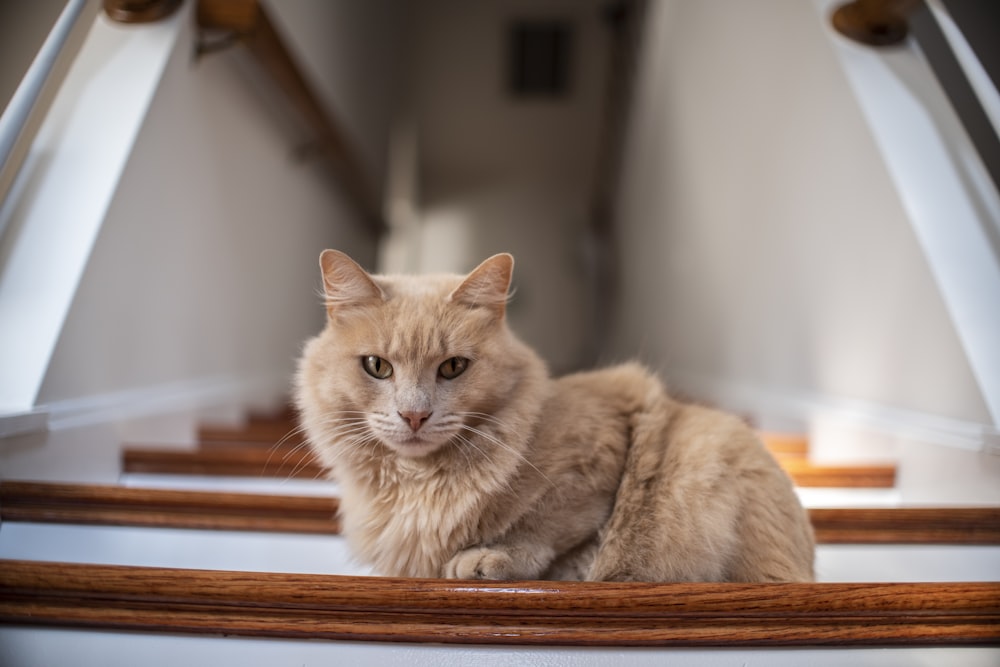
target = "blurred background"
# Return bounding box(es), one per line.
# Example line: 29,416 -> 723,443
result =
1,0 -> 998,496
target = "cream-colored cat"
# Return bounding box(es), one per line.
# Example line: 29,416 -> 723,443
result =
295,250 -> 815,582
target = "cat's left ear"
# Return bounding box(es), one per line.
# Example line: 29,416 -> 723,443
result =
450,253 -> 514,317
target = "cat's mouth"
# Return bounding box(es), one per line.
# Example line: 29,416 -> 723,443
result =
385,433 -> 446,458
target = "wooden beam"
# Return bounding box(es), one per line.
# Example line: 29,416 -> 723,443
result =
1,560 -> 997,646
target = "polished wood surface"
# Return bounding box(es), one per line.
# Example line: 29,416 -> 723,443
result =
197,419 -> 304,448
0,481 -> 339,534
1,560 -> 997,646
122,445 -> 325,478
758,432 -> 809,460
4,481 -> 998,545
810,506 -> 1000,544
121,443 -> 896,488
781,459 -> 896,488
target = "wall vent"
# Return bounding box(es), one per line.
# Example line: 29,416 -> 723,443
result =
507,20 -> 573,98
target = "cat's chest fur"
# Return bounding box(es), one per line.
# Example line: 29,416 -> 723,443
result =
337,458 -> 512,578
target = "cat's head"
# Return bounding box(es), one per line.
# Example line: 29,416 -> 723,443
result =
297,250 -> 544,462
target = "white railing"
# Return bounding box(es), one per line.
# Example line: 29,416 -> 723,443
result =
0,0 -> 98,239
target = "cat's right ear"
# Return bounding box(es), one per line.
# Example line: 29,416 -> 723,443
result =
450,253 -> 514,317
319,250 -> 384,315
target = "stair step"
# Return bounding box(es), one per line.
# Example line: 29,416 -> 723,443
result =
121,444 -> 896,488
0,481 -> 338,534
5,481 -> 997,545
122,446 -> 325,479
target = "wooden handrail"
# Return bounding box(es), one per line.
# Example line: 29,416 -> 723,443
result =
4,481 -> 998,544
104,0 -> 182,23
831,0 -> 923,46
196,0 -> 385,235
1,560 -> 997,646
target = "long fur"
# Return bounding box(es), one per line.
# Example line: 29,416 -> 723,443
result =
295,251 -> 815,582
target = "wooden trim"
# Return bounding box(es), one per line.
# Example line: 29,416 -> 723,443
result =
197,425 -> 806,455
4,482 -> 998,544
196,0 -> 385,235
104,0 -> 183,24
122,445 -> 895,488
810,507 -> 1000,544
197,420 -> 302,447
782,459 -> 896,488
0,481 -> 339,534
122,446 -> 326,478
1,560 -> 997,646
758,432 -> 809,460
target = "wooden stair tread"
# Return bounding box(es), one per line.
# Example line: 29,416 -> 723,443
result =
4,481 -> 997,544
779,459 -> 896,488
197,419 -> 302,447
758,432 -> 809,460
122,444 -> 895,489
0,481 -> 339,534
122,446 -> 326,479
1,559 -> 997,646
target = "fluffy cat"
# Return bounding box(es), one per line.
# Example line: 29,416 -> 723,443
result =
295,250 -> 815,582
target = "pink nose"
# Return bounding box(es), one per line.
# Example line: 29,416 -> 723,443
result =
399,410 -> 432,432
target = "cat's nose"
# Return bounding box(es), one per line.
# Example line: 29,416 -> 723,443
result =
399,410 -> 432,432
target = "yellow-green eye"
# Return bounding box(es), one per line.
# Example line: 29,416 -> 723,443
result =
438,357 -> 469,380
362,355 -> 393,379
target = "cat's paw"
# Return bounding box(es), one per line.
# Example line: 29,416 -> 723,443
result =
443,547 -> 516,580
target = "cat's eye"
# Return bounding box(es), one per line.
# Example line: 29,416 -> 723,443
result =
362,355 -> 393,379
438,357 -> 469,380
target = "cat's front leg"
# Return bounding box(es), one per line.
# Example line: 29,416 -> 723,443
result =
443,544 -> 552,580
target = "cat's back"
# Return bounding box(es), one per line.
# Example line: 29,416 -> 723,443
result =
545,362 -> 662,435
529,363 -> 663,473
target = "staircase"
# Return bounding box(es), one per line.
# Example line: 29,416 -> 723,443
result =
2,410 -> 998,655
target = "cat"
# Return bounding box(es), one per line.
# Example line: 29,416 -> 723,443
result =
295,250 -> 815,582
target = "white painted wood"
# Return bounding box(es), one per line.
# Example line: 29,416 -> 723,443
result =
815,0 -> 1000,426
0,6 -> 181,413
1,628 -> 998,667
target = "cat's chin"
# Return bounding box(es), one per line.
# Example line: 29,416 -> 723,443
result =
384,435 -> 446,459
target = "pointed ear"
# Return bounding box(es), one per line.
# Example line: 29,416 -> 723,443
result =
319,249 -> 383,314
449,253 -> 514,316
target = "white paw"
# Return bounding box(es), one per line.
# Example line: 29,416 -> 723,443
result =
443,547 -> 516,580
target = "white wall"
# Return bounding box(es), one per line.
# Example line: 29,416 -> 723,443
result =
33,1 -> 403,414
608,0 -> 993,437
395,0 -> 611,373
